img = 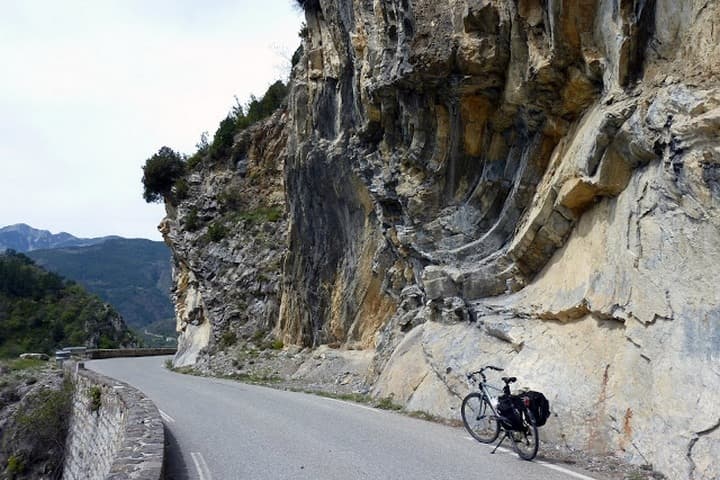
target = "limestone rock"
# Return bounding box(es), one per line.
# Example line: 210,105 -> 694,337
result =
161,0 -> 720,478
161,111 -> 289,368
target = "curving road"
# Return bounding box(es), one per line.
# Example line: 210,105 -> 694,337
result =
87,356 -> 596,480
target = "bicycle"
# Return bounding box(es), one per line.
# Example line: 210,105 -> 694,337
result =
461,365 -> 539,460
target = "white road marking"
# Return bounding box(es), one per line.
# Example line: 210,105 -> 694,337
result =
536,460 -> 599,480
464,436 -> 598,478
319,395 -> 383,413
463,436 -> 511,453
191,452 -> 213,480
158,409 -> 175,423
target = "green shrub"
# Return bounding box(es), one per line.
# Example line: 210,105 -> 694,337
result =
236,81 -> 288,130
206,222 -> 227,242
6,454 -> 25,475
238,206 -> 283,224
97,335 -> 115,349
141,146 -> 185,203
8,379 -> 73,471
173,178 -> 189,202
376,395 -> 403,411
88,386 -> 102,412
4,358 -> 44,372
184,208 -> 201,232
271,339 -> 284,350
199,81 -> 290,166
209,115 -> 237,160
251,330 -> 267,343
218,186 -> 243,210
219,331 -> 238,350
186,152 -> 204,170
186,131 -> 209,170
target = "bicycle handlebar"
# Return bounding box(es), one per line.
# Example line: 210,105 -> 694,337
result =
466,365 -> 504,383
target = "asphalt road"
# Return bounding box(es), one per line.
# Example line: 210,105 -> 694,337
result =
87,356 -> 595,480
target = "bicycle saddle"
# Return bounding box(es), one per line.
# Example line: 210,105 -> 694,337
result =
501,376 -> 517,384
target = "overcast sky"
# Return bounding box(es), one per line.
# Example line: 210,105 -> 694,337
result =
1,0 -> 303,240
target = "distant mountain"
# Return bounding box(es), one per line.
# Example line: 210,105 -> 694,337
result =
27,238 -> 174,331
0,223 -> 119,252
0,250 -> 136,357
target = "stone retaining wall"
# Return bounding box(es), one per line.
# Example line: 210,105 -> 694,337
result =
63,363 -> 164,480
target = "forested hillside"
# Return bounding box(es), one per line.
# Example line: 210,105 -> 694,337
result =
0,251 -> 135,357
28,238 -> 173,329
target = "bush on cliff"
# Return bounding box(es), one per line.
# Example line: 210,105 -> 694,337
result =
184,208 -> 201,232
205,81 -> 289,163
234,81 -> 289,131
209,115 -> 238,160
141,146 -> 185,203
146,81 -> 289,180
206,222 -> 228,243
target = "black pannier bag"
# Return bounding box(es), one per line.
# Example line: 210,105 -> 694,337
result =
496,394 -> 525,431
521,390 -> 550,427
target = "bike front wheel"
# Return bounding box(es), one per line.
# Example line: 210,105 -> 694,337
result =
461,392 -> 499,443
511,408 -> 539,460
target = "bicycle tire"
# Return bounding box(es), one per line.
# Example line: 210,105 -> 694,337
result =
511,408 -> 539,460
461,393 -> 500,443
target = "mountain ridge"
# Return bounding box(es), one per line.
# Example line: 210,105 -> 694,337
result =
0,223 -> 122,253
0,224 -> 174,335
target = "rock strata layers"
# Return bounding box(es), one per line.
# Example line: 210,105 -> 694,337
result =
162,1 -> 720,478
162,111 -> 289,367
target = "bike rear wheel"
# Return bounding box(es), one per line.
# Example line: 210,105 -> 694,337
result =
511,408 -> 539,460
461,393 -> 499,443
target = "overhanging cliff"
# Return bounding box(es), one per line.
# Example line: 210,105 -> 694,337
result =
161,1 -> 720,478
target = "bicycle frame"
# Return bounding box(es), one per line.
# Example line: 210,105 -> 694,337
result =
473,381 -> 503,416
463,366 -> 540,460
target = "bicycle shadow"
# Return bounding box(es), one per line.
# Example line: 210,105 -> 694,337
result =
163,425 -> 191,480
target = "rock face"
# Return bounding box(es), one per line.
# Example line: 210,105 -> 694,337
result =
0,364 -> 71,479
163,1 -> 720,478
161,111 -> 288,367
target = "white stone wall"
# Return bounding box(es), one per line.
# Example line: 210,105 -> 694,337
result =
62,365 -> 164,480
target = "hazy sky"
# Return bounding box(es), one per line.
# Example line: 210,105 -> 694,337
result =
1,0 -> 303,240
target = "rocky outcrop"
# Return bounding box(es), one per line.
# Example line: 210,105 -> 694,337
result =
161,111 -> 288,367
0,363 -> 70,479
162,0 -> 720,478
